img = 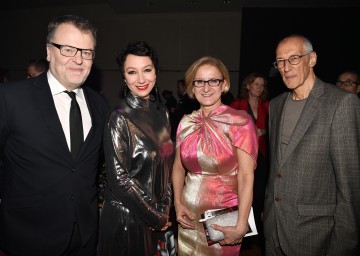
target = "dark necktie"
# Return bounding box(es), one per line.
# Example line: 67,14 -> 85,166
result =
64,91 -> 83,159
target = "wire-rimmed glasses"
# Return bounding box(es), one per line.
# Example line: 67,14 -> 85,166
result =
273,52 -> 312,69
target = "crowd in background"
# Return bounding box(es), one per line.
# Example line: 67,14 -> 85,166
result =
0,14 -> 359,256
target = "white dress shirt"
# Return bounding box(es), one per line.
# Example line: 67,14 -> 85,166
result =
47,71 -> 92,151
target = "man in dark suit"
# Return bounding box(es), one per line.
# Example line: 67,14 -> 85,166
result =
0,15 -> 108,256
264,34 -> 360,255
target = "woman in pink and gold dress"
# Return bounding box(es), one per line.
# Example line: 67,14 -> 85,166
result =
172,56 -> 258,256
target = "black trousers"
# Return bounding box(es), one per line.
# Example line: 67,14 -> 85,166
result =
61,222 -> 97,256
3,224 -> 97,256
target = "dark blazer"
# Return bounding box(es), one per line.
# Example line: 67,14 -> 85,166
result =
177,93 -> 200,119
264,78 -> 360,255
0,73 -> 108,256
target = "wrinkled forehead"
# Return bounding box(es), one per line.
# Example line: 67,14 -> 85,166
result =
276,37 -> 304,56
52,23 -> 95,47
338,72 -> 358,82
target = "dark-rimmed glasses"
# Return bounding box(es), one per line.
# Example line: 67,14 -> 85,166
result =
273,52 -> 312,69
193,79 -> 224,88
336,80 -> 359,87
48,42 -> 95,60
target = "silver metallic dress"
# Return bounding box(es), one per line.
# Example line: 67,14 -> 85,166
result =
98,93 -> 175,256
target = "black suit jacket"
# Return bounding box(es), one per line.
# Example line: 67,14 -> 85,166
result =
0,73 -> 108,256
177,93 -> 199,120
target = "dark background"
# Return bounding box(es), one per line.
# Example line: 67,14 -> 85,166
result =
240,7 -> 359,99
0,4 -> 359,103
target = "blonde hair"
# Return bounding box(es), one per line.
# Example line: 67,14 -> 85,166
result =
239,72 -> 268,101
185,56 -> 230,99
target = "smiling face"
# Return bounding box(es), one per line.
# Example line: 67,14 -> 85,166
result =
123,54 -> 156,99
276,37 -> 316,95
247,77 -> 265,98
46,23 -> 95,90
192,64 -> 226,114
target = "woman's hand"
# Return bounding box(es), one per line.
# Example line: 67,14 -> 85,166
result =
175,202 -> 195,230
257,128 -> 266,137
160,221 -> 172,231
211,221 -> 248,245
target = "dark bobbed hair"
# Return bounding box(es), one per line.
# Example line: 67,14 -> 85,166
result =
117,41 -> 159,80
47,15 -> 97,46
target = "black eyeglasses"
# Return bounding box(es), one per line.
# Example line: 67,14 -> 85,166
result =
48,42 -> 95,60
193,79 -> 224,88
336,80 -> 359,87
273,52 -> 312,69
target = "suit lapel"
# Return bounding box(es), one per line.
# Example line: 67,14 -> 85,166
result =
77,87 -> 99,159
273,93 -> 289,167
33,75 -> 70,156
32,75 -> 104,162
280,78 -> 324,167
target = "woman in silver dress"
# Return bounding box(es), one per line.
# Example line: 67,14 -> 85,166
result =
98,41 -> 175,256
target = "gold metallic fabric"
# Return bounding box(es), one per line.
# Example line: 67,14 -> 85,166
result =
176,105 -> 258,256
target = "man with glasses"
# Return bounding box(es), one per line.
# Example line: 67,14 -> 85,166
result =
264,34 -> 359,256
0,15 -> 108,256
336,70 -> 360,96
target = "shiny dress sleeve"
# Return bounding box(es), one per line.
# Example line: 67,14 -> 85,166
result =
104,112 -> 168,230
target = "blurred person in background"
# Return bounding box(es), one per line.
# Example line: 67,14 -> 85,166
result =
336,70 -> 360,96
27,58 -> 49,78
230,72 -> 269,255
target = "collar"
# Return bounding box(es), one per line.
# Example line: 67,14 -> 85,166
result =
47,71 -> 85,100
126,92 -> 155,110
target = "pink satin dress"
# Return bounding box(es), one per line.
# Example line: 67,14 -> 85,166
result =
176,105 -> 258,256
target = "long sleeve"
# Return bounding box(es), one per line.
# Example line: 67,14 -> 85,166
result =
104,113 -> 168,229
327,93 -> 360,255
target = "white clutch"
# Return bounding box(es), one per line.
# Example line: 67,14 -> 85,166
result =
199,206 -> 257,245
